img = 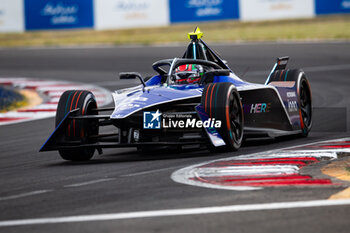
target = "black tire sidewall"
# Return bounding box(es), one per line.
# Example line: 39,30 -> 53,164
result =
202,82 -> 243,151
296,73 -> 312,136
56,90 -> 97,161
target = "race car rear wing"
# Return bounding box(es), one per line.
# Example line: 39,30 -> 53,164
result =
265,56 -> 289,85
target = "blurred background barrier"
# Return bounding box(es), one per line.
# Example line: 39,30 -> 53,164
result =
0,0 -> 349,33
0,0 -> 24,32
24,0 -> 94,30
316,0 -> 350,15
169,0 -> 239,23
239,0 -> 314,21
94,0 -> 169,30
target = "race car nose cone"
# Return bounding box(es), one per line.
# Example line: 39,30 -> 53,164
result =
111,86 -> 202,119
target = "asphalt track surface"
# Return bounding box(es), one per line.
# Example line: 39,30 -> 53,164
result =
0,42 -> 349,233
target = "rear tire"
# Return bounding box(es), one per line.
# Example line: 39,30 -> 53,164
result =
56,90 -> 98,161
268,69 -> 312,136
201,82 -> 244,151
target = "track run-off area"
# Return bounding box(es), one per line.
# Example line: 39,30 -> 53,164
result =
0,42 -> 349,233
0,78 -> 112,125
172,138 -> 350,191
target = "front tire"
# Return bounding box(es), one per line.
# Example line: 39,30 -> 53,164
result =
201,82 -> 244,151
56,90 -> 98,161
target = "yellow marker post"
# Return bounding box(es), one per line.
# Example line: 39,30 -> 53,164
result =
188,27 -> 203,40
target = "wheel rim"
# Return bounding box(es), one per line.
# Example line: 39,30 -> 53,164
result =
228,91 -> 243,142
300,80 -> 312,128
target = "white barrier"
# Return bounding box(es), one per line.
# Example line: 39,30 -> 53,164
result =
0,0 -> 348,33
0,0 -> 24,32
94,0 -> 169,30
239,0 -> 315,21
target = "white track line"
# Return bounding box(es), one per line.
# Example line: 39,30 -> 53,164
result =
64,178 -> 115,188
1,199 -> 350,227
0,190 -> 52,201
121,166 -> 182,177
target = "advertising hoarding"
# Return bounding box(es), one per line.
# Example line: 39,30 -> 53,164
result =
25,0 -> 94,30
94,0 -> 169,30
169,0 -> 239,23
239,0 -> 314,21
0,0 -> 24,32
315,0 -> 350,15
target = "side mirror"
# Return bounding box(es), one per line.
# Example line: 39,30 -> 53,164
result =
119,72 -> 146,87
120,72 -> 141,80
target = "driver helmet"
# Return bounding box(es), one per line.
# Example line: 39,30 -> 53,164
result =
175,64 -> 204,84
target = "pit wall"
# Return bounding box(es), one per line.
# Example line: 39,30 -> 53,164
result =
0,0 -> 349,33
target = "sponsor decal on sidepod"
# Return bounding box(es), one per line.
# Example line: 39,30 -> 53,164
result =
243,103 -> 271,114
143,110 -> 221,129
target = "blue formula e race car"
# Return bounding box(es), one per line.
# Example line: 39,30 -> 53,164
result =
40,28 -> 312,161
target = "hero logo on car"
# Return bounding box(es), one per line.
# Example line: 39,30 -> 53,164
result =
244,103 -> 271,114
